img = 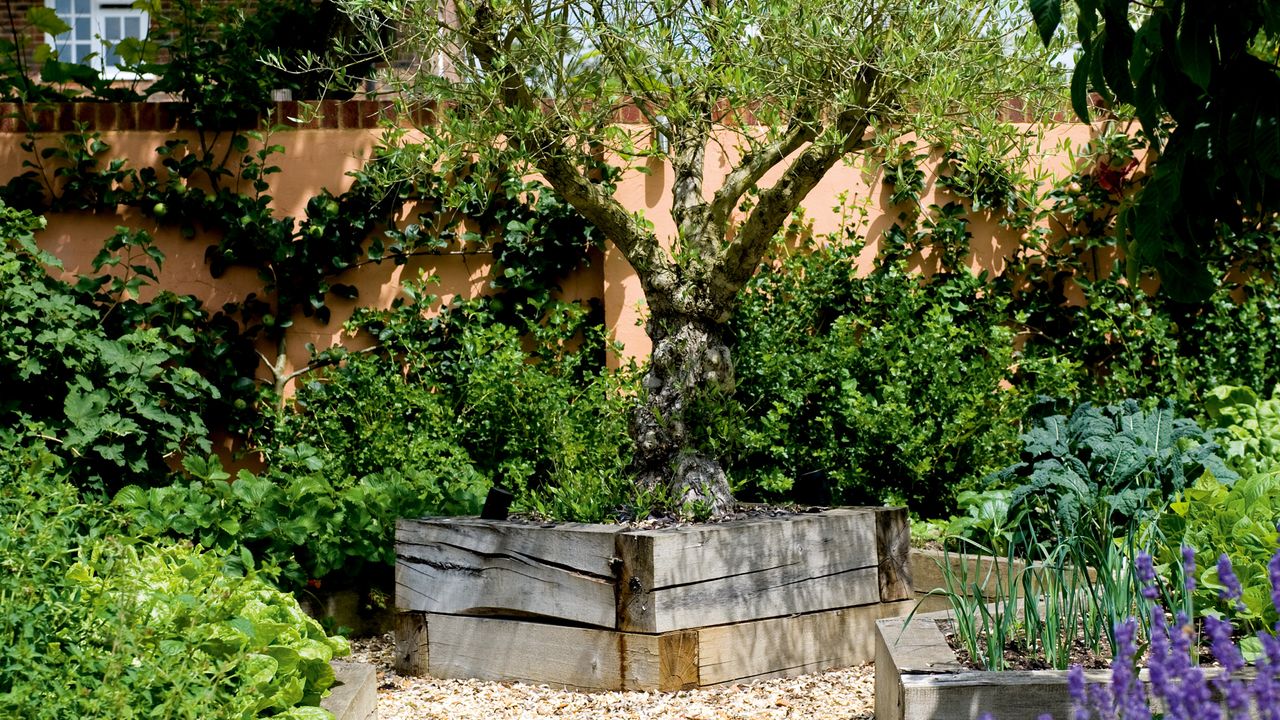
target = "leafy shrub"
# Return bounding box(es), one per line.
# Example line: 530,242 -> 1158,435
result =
723,242 -> 1051,516
1152,385 -> 1280,632
1014,248 -> 1280,407
0,201 -> 218,491
143,0 -> 376,128
1202,384 -> 1280,478
116,294 -> 642,586
340,292 -> 642,522
1159,473 -> 1280,633
0,434 -> 348,719
116,415 -> 488,586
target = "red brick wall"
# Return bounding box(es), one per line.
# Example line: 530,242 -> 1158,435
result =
3,0 -> 49,52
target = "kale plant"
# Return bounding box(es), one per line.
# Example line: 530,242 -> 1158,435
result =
995,399 -> 1237,540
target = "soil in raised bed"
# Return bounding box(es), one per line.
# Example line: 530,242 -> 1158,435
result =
939,619 -> 1113,671
510,501 -> 831,530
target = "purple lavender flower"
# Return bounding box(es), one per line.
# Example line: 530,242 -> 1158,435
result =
1265,633 -> 1280,673
1206,615 -> 1245,674
1218,554 -> 1245,610
1067,665 -> 1090,720
1136,551 -> 1159,600
1147,608 -> 1171,702
1058,547 -> 1280,720
1205,615 -> 1250,720
1255,635 -> 1280,720
1111,618 -> 1150,720
1270,551 -> 1280,627
1086,681 -> 1116,720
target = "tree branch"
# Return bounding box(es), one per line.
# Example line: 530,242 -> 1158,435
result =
669,94 -> 711,241
709,119 -> 815,232
462,0 -> 670,279
715,76 -> 878,295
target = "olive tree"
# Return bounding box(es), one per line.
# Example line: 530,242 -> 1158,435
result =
339,0 -> 1065,515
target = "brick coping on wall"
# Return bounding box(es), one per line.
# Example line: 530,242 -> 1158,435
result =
0,100 -> 436,133
0,96 -> 1078,134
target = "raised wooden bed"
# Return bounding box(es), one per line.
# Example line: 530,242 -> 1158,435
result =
908,548 -> 1028,613
394,506 -> 913,690
875,612 -> 1114,720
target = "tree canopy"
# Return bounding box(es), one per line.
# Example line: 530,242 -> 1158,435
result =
340,0 -> 1068,514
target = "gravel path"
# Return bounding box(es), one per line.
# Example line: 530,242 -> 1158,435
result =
349,634 -> 877,720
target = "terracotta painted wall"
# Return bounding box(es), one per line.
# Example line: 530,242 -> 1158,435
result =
0,101 -> 1100,388
601,123 -> 1100,360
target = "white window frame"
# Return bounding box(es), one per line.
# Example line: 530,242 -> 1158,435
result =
45,0 -> 150,80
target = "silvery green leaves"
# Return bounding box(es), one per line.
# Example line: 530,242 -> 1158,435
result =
1000,399 -> 1237,538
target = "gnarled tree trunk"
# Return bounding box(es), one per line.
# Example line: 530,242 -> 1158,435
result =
631,311 -> 736,516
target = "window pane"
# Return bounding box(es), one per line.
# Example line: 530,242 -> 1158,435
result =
74,17 -> 90,40
72,42 -> 90,63
55,0 -> 71,15
104,16 -> 120,38
73,0 -> 89,15
124,16 -> 141,38
103,45 -> 120,66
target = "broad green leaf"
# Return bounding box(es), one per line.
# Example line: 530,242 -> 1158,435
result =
1029,0 -> 1062,46
1071,56 -> 1092,122
26,6 -> 71,35
1177,11 -> 1212,90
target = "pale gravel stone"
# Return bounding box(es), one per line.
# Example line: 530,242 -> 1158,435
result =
349,633 -> 875,720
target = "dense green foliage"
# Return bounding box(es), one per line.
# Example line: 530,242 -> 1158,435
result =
116,300 -> 639,586
342,292 -> 640,522
997,399 -> 1236,538
1031,0 -> 1280,300
1153,386 -> 1280,633
2,0 -> 371,124
722,239 -> 1047,517
0,436 -> 348,719
0,202 -> 218,491
935,399 -> 1235,669
1012,244 -> 1280,406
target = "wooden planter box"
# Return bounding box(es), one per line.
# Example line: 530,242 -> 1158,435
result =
323,662 -> 377,720
908,548 -> 1029,613
875,612 -> 1115,720
394,506 -> 914,691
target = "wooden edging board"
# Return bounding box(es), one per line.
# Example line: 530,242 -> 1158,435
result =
396,600 -> 914,691
875,612 -> 1114,720
323,661 -> 377,720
